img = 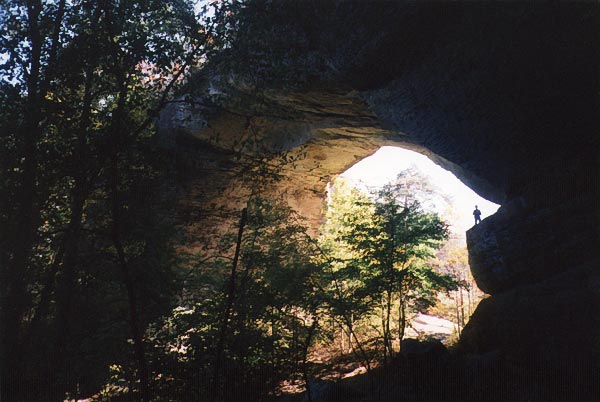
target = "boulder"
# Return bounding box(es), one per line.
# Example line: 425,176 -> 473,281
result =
400,338 -> 448,360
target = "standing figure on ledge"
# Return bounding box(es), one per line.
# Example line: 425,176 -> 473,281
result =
473,205 -> 482,225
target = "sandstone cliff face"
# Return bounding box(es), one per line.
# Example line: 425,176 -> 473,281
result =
466,197 -> 598,295
160,2 -> 599,394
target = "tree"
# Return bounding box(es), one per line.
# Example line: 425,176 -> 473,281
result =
141,197 -> 323,401
0,1 -> 215,399
321,178 -> 458,361
430,241 -> 484,336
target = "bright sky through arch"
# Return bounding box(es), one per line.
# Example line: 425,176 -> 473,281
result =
338,146 -> 500,236
194,0 -> 216,17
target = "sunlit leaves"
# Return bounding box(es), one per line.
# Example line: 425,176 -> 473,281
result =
320,177 -> 458,356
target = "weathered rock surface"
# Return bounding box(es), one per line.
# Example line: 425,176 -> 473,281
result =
467,197 -> 598,295
457,260 -> 600,398
460,262 -> 600,358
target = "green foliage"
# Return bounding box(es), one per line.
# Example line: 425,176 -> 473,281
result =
139,197 -> 322,401
0,0 -> 216,399
320,177 -> 458,359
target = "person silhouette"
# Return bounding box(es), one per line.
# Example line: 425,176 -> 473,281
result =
473,205 -> 482,225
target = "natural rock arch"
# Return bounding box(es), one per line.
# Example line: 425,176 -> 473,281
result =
160,1 -> 599,395
160,87 -> 501,228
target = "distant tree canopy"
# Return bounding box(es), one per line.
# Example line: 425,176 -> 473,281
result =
320,177 -> 458,360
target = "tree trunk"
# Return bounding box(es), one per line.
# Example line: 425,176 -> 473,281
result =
385,289 -> 393,358
211,207 -> 247,402
398,289 -> 406,349
348,313 -> 354,353
100,2 -> 151,398
380,296 -> 388,362
29,68 -> 94,343
467,282 -> 473,317
455,292 -> 461,336
104,69 -> 149,401
302,319 -> 318,402
2,3 -> 44,398
459,288 -> 465,328
110,116 -> 150,402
